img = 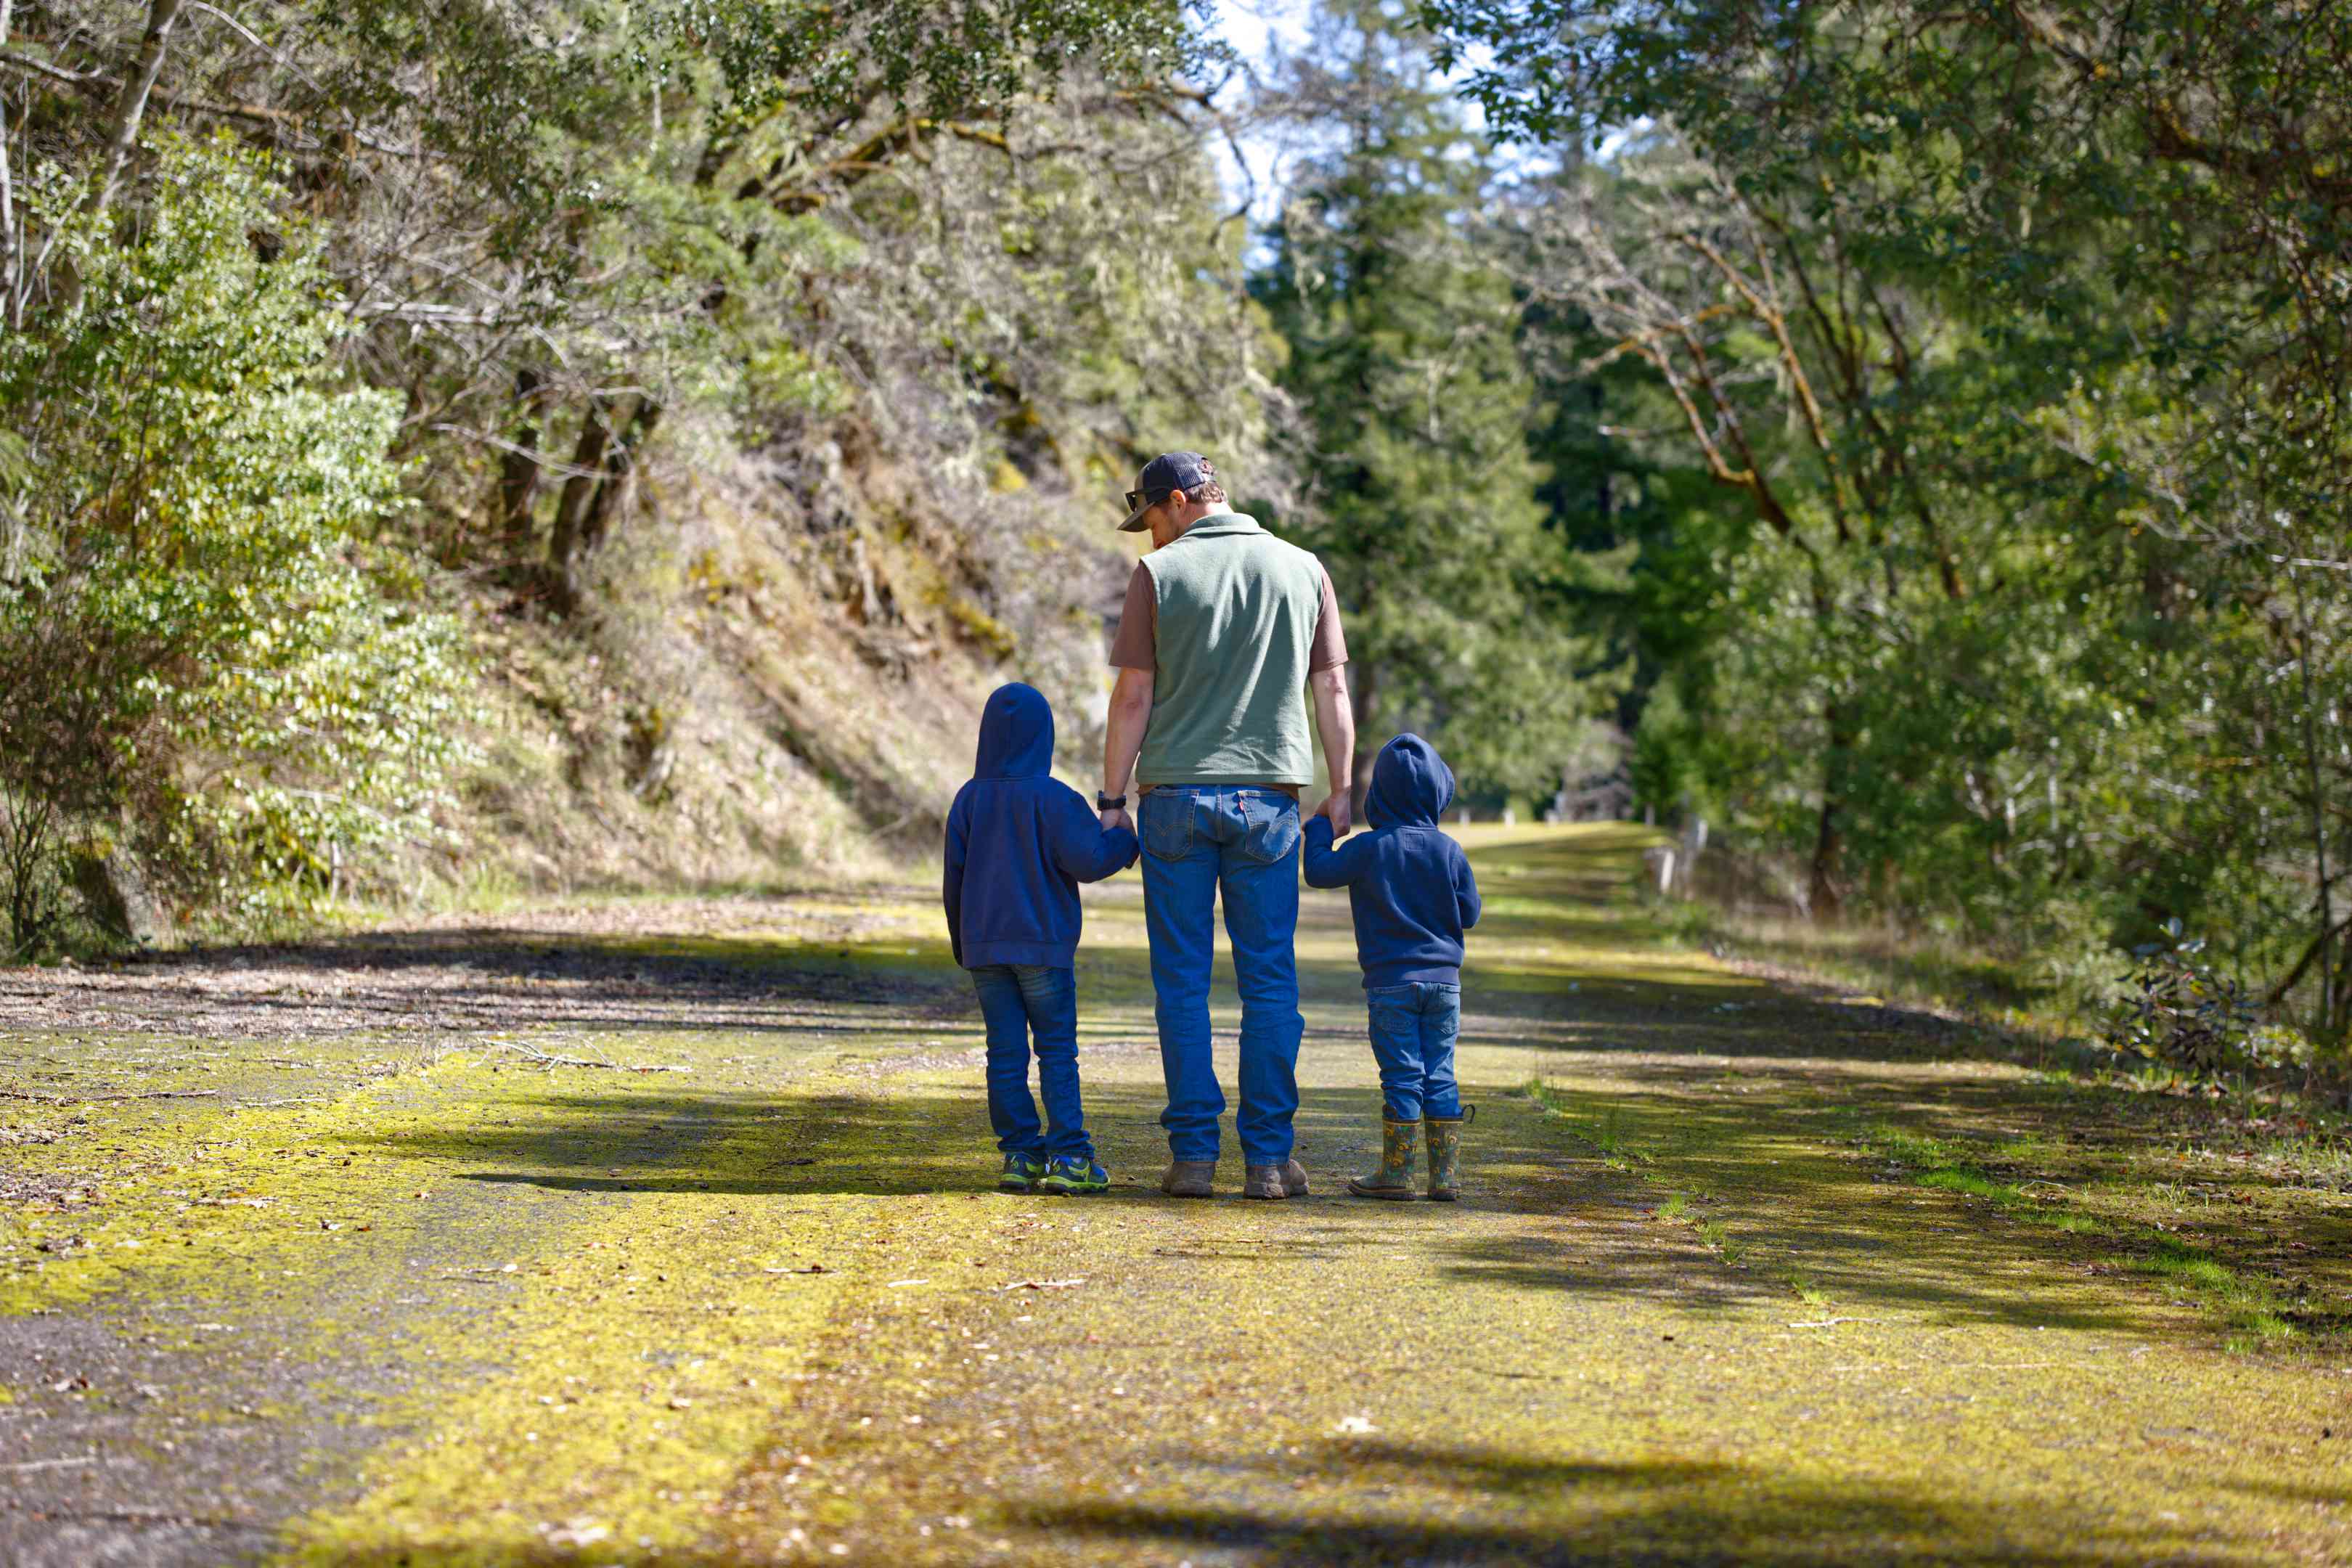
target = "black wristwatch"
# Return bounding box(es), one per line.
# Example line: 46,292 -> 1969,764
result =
1096,793 -> 1127,811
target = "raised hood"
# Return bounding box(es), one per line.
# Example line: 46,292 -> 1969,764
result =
975,682 -> 1055,779
1365,732 -> 1454,829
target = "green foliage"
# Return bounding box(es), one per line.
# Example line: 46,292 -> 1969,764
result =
0,136 -> 470,938
674,0 -> 1214,123
2101,920 -> 2276,1077
0,0 -> 1265,928
1422,0 -> 2352,1046
1254,4 -> 1622,797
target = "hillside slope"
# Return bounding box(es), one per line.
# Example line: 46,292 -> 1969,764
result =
415,433 -> 1134,906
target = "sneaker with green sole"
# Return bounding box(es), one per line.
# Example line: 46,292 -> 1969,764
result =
1037,1154 -> 1109,1194
997,1152 -> 1047,1193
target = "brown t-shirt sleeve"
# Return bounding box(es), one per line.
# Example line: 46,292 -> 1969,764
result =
1308,566 -> 1348,672
1108,563 -> 1156,671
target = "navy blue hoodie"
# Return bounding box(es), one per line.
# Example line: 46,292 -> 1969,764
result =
1302,733 -> 1482,989
943,684 -> 1138,970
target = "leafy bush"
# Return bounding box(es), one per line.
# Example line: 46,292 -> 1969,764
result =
2100,920 -> 2269,1075
0,135 -> 471,948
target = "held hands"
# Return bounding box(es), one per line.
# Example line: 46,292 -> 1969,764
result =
1312,789 -> 1353,837
1100,807 -> 1134,836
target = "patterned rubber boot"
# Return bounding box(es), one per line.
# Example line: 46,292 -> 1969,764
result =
1424,1108 -> 1471,1202
1346,1119 -> 1420,1200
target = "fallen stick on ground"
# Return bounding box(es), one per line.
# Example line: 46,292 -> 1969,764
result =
0,1088 -> 221,1103
993,1278 -> 1087,1292
1832,1360 -> 2072,1372
483,1041 -> 689,1074
1,1455 -> 120,1471
1785,1316 -> 1890,1328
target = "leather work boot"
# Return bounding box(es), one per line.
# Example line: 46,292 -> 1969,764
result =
1424,1106 -> 1474,1201
1242,1163 -> 1291,1200
1244,1158 -> 1310,1199
1347,1118 -> 1420,1200
1160,1159 -> 1216,1198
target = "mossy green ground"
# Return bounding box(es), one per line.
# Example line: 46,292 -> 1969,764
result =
4,825 -> 2349,1564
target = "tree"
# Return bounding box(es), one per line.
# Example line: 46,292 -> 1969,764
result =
1423,0 -> 2352,1041
0,134 -> 468,946
1253,1 -> 1619,805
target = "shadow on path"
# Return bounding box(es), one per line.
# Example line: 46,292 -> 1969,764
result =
340,1066 -> 2171,1334
1013,1437 -> 2256,1566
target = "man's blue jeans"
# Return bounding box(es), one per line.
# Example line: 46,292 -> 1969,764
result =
970,963 -> 1093,1160
1138,786 -> 1304,1166
1365,981 -> 1463,1123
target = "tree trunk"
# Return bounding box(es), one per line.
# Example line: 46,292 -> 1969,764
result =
2285,565 -> 2337,1036
496,366 -> 546,573
87,0 -> 185,220
578,399 -> 660,561
545,397 -> 661,616
545,402 -> 613,617
1808,696 -> 1849,920
1,0 -> 17,328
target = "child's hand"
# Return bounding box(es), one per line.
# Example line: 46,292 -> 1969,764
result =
1100,806 -> 1133,836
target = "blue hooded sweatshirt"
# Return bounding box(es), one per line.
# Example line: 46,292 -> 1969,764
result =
943,683 -> 1138,971
1302,732 -> 1482,989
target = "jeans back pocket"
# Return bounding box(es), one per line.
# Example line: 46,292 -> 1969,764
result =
1141,791 -> 1195,861
1239,793 -> 1301,864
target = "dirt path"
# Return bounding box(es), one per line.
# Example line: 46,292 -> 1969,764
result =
3,826 -> 2348,1565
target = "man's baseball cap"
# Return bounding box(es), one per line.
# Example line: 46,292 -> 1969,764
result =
1119,452 -> 1218,532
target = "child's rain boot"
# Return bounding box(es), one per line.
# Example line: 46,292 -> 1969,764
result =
1423,1106 -> 1473,1201
1347,1119 -> 1420,1200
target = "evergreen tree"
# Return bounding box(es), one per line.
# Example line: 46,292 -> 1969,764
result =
1251,1 -> 1618,806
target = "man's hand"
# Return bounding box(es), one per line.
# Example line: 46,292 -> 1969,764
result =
1307,666 -> 1356,838
1312,790 -> 1352,837
1103,667 -> 1154,835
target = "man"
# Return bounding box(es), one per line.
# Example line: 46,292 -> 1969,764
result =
1098,452 -> 1356,1201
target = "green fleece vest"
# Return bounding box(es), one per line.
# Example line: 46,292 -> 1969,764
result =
1135,512 -> 1326,788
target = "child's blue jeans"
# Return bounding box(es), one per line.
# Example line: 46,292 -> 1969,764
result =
971,963 -> 1093,1160
1365,981 -> 1462,1122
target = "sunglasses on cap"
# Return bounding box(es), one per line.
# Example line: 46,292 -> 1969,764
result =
1123,485 -> 1182,513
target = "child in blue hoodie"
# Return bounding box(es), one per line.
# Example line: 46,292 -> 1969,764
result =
1303,733 -> 1483,1201
944,684 -> 1139,1195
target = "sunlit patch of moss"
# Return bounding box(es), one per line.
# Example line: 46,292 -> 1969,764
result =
274,1063 -> 1018,1565
1917,1168 -> 2025,1205
2132,1238 -> 2293,1349
1871,1124 -> 1964,1174
1850,1122 -> 2306,1350
2141,1239 -> 2234,1293
0,1053 -> 483,1317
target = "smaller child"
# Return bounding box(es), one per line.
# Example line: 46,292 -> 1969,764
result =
1303,732 -> 1483,1201
944,683 -> 1138,1195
